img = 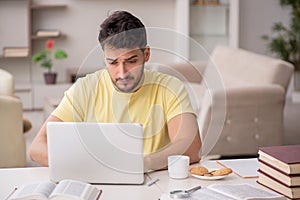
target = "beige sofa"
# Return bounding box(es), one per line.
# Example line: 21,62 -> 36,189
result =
152,45 -> 294,157
0,68 -> 26,167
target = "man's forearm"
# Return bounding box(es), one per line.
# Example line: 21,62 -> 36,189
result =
30,115 -> 62,166
143,113 -> 202,172
29,140 -> 49,166
144,134 -> 201,172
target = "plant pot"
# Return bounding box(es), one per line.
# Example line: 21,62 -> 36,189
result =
44,72 -> 57,84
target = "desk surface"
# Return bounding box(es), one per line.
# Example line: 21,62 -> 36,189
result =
0,159 -> 273,200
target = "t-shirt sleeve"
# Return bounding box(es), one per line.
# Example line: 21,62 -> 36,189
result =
165,78 -> 196,121
51,79 -> 85,122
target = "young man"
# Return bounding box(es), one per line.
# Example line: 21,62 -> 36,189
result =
29,11 -> 201,171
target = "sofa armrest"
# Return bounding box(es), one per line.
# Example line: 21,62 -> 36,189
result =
0,95 -> 26,167
200,85 -> 285,131
221,85 -> 285,106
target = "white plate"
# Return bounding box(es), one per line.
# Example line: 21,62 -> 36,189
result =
190,173 -> 227,180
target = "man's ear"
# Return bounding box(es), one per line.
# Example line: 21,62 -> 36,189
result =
144,47 -> 150,62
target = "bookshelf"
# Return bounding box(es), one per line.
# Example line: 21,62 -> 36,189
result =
29,1 -> 67,55
0,0 -> 68,109
0,0 -> 29,58
0,0 -> 67,58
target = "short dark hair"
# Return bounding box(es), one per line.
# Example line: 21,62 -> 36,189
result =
98,11 -> 147,50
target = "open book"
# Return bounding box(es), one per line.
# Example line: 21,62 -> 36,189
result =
8,179 -> 101,200
216,158 -> 259,178
160,183 -> 286,200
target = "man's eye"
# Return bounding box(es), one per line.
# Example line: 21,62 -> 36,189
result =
128,60 -> 137,64
109,61 -> 118,65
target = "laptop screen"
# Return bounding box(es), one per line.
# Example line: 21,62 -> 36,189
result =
47,122 -> 144,184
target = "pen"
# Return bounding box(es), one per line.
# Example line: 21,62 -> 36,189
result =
147,177 -> 159,186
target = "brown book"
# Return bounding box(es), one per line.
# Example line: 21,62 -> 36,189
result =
258,170 -> 300,199
3,47 -> 29,57
259,159 -> 300,187
35,29 -> 60,37
258,145 -> 300,175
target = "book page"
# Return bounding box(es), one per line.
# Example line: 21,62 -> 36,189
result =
160,188 -> 235,200
208,184 -> 286,200
189,188 -> 236,200
217,158 -> 259,178
50,179 -> 95,199
9,181 -> 56,200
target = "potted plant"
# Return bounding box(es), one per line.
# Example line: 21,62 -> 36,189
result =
262,0 -> 300,90
32,39 -> 68,84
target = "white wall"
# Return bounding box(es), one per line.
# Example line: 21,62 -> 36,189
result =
239,0 -> 290,56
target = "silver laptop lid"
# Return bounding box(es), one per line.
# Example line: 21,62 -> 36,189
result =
47,122 -> 144,184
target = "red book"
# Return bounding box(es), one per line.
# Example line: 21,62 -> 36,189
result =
258,170 -> 300,199
258,145 -> 300,175
259,159 -> 300,187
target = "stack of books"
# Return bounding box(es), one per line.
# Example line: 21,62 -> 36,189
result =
258,145 -> 300,199
3,47 -> 29,57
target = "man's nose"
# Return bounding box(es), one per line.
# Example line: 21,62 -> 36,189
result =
118,63 -> 128,78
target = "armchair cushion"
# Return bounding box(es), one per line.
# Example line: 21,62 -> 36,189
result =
0,68 -> 14,96
0,69 -> 27,167
0,96 -> 26,167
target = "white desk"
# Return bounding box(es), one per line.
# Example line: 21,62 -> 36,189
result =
0,160 -> 274,200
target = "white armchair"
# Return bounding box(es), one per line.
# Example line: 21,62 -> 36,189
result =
153,45 -> 294,157
0,68 -> 26,167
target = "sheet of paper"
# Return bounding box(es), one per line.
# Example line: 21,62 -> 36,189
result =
216,158 -> 259,178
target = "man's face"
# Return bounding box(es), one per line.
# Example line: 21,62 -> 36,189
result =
104,46 -> 150,93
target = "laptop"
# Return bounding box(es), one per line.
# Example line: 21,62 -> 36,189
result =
47,122 -> 144,184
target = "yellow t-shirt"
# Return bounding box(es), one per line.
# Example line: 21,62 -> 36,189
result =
52,69 -> 194,154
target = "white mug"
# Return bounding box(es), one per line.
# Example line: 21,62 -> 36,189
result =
168,155 -> 190,179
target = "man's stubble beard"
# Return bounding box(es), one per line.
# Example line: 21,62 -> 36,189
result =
113,64 -> 145,93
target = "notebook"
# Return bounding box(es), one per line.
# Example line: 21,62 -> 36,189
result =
47,122 -> 144,184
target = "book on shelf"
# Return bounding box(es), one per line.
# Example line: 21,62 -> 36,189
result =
258,170 -> 300,199
160,183 -> 285,200
259,159 -> 300,187
258,145 -> 300,175
7,179 -> 102,200
35,29 -> 61,37
3,47 -> 29,57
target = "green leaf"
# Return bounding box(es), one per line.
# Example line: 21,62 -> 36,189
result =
272,22 -> 286,32
32,53 -> 42,62
262,0 -> 300,69
55,49 -> 68,59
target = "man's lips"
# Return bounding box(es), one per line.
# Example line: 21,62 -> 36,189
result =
116,77 -> 134,84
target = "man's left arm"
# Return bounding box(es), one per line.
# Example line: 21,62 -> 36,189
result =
144,113 -> 201,171
168,113 -> 201,163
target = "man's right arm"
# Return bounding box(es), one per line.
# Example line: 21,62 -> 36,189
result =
29,115 -> 63,166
